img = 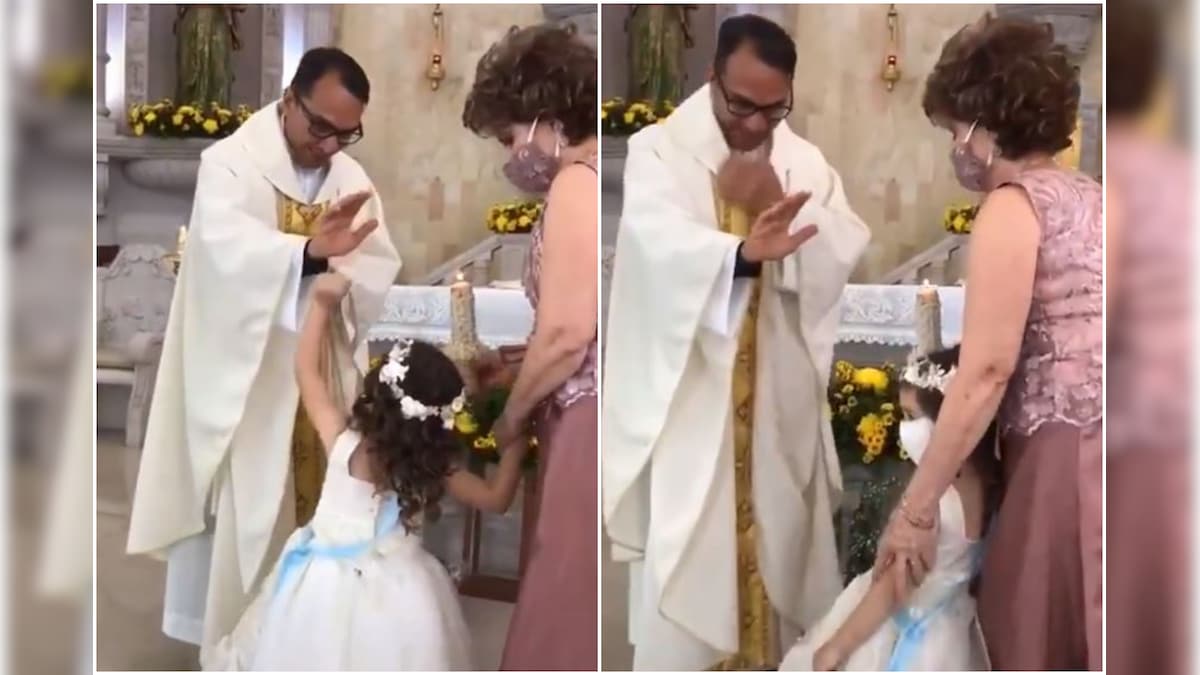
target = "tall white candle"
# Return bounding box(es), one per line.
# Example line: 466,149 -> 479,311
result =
915,279 -> 943,355
448,271 -> 478,357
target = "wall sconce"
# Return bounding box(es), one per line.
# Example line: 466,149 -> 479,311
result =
881,4 -> 901,91
426,4 -> 446,90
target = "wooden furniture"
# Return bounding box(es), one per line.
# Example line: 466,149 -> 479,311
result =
456,463 -> 541,603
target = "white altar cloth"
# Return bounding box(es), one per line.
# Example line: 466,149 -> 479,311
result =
367,283 -> 963,349
367,285 -> 533,347
836,284 -> 963,347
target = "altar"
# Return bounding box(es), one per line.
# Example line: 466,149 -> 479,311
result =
368,282 -> 964,352
369,281 -> 964,586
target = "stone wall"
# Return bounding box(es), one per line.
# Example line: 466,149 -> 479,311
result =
336,3 -> 567,281
599,4 -> 1101,284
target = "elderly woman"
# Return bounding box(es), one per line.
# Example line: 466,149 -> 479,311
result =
462,24 -> 598,671
872,16 -> 1102,671
1106,2 -> 1192,674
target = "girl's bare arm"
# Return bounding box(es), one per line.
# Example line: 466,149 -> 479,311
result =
445,439 -> 530,513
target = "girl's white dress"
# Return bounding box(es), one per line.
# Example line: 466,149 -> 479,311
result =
202,429 -> 471,671
780,487 -> 990,671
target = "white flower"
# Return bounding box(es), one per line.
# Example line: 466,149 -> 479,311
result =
442,416 -> 455,430
400,396 -> 427,419
380,360 -> 408,385
450,394 -> 465,413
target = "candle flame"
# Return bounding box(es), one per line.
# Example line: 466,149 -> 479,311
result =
455,270 -> 465,283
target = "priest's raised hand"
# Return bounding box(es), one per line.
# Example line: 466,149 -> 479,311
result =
308,189 -> 381,259
741,191 -> 819,263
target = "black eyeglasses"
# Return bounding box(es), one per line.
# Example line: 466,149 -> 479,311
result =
295,96 -> 364,146
715,76 -> 793,121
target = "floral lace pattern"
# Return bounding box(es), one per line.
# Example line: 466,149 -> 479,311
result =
523,155 -> 599,410
1106,135 -> 1193,450
998,168 -> 1103,437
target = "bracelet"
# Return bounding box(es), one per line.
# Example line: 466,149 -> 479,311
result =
897,496 -> 936,530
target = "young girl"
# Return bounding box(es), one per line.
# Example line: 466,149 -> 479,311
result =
203,273 -> 530,671
780,346 -> 996,671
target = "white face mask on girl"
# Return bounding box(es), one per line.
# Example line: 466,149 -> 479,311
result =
899,417 -> 935,465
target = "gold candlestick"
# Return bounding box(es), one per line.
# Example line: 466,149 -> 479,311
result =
915,279 -> 943,355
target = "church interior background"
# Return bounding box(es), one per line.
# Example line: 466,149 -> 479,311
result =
94,3 -> 596,670
599,3 -> 1101,669
84,2 -> 1103,671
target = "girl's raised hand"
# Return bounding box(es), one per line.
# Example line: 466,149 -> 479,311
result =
312,272 -> 352,307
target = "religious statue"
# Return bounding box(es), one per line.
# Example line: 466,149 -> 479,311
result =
626,5 -> 696,107
174,5 -> 245,107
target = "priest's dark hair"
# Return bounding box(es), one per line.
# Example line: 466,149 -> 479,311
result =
290,47 -> 371,104
350,340 -> 463,530
714,14 -> 796,78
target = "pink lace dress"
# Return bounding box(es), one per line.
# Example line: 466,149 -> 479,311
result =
976,167 -> 1103,671
1105,131 -> 1192,675
500,156 -> 598,671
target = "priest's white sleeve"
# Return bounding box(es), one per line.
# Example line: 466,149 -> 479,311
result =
701,248 -> 753,337
780,151 -> 871,294
273,246 -> 307,331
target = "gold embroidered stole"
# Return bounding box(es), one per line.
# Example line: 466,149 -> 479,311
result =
710,194 -> 776,670
276,193 -> 346,527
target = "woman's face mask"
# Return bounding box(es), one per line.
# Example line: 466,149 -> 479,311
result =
950,120 -> 994,192
503,118 -> 562,194
899,417 -> 935,465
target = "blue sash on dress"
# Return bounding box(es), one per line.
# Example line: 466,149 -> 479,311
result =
885,542 -> 985,671
273,498 -> 402,597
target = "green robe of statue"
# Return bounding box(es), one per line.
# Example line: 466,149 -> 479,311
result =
175,5 -> 242,107
627,5 -> 695,107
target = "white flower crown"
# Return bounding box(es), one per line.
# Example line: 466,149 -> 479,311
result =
378,340 -> 466,430
900,352 -> 957,393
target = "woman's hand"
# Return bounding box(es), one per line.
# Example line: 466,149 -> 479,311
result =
311,272 -> 351,308
873,503 -> 940,600
492,411 -> 524,450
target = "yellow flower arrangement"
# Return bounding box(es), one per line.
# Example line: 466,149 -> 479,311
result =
829,360 -> 902,466
852,367 -> 889,393
486,199 -> 545,235
601,98 -> 676,137
128,99 -> 253,139
942,203 -> 979,235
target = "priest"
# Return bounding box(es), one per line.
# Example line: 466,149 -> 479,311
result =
125,48 -> 401,657
602,15 -> 871,670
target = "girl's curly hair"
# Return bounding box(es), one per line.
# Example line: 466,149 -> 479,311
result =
350,340 -> 464,530
922,15 -> 1080,159
462,23 -> 597,146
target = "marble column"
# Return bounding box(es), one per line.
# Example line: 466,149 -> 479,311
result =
96,4 -> 109,119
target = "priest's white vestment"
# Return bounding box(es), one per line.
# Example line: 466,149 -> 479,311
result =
125,101 -> 401,654
602,84 -> 871,670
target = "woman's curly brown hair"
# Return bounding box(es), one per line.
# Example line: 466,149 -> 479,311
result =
922,15 -> 1080,159
462,23 -> 597,146
350,340 -> 464,531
